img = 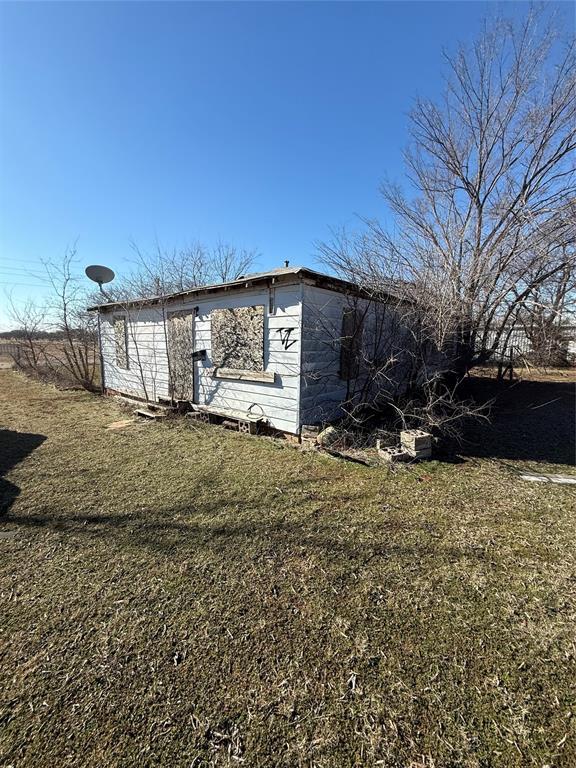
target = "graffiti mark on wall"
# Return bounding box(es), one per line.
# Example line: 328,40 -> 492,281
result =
276,328 -> 297,350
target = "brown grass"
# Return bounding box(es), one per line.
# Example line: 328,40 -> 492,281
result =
0,338 -> 100,390
1,369 -> 575,767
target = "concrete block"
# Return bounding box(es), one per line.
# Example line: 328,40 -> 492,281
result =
377,445 -> 412,463
400,429 -> 432,457
186,411 -> 210,423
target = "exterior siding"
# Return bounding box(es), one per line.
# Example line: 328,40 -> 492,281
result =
100,282 -> 302,434
98,276 -> 421,434
101,306 -> 170,402
300,285 -> 350,425
193,285 -> 301,433
299,284 -> 412,425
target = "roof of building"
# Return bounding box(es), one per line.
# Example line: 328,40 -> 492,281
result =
87,265 -> 397,311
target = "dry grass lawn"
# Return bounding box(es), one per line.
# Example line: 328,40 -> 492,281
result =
1,369 -> 575,767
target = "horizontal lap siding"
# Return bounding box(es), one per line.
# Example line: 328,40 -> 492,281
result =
100,307 -> 169,401
99,283 -> 302,433
300,285 -> 412,425
300,286 -> 349,424
194,285 -> 301,433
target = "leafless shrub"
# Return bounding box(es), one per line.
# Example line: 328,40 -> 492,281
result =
5,299 -> 47,371
517,241 -> 576,366
7,248 -> 99,390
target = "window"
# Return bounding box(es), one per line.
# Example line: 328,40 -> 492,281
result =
211,305 -> 264,371
340,307 -> 363,380
114,317 -> 129,369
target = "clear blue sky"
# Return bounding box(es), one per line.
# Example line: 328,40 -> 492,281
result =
0,0 -> 570,329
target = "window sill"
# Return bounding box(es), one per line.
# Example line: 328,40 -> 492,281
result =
213,368 -> 276,383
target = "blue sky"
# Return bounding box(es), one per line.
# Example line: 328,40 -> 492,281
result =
0,0 -> 570,328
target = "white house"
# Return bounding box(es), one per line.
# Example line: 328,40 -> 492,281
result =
89,267 -> 408,436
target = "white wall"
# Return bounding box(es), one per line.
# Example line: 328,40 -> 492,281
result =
101,305 -> 169,402
193,284 -> 302,433
299,285 -> 349,425
299,284 -> 415,425
100,281 -> 303,434
100,280 -> 451,434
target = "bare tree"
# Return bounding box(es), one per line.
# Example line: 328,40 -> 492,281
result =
516,201 -> 576,365
321,8 -> 576,376
5,297 -> 47,370
8,248 -> 99,390
106,240 -> 258,301
43,249 -> 99,387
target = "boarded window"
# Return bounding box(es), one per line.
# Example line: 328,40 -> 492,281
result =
211,305 -> 264,371
340,307 -> 363,380
114,317 -> 128,369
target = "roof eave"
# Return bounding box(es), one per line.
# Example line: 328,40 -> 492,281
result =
87,270 -> 305,312
86,266 -> 400,312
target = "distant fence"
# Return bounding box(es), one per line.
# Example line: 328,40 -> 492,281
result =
480,325 -> 576,366
0,342 -> 21,361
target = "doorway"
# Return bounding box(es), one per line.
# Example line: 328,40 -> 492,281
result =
167,310 -> 196,402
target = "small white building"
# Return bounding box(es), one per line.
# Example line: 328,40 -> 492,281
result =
90,267 -> 407,436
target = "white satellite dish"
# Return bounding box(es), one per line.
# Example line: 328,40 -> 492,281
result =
85,265 -> 115,292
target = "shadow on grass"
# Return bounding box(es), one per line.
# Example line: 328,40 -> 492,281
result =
0,428 -> 47,515
6,504 -> 491,568
459,376 -> 575,465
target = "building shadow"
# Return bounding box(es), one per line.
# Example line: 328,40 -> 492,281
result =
458,375 -> 575,465
0,429 -> 47,515
6,504 -> 492,567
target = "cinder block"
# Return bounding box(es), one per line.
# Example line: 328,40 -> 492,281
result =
186,411 -> 210,423
400,429 -> 432,457
377,445 -> 412,463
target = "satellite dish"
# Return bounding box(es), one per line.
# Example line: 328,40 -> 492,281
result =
85,265 -> 115,292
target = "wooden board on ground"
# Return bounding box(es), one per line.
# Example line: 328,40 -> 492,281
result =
105,419 -> 135,431
520,473 -> 576,485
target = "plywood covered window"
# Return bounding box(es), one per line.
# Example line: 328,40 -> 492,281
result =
211,305 -> 264,372
340,307 -> 363,380
114,316 -> 129,369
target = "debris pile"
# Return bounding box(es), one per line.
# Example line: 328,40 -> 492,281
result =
302,424 -> 434,465
377,429 -> 433,463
